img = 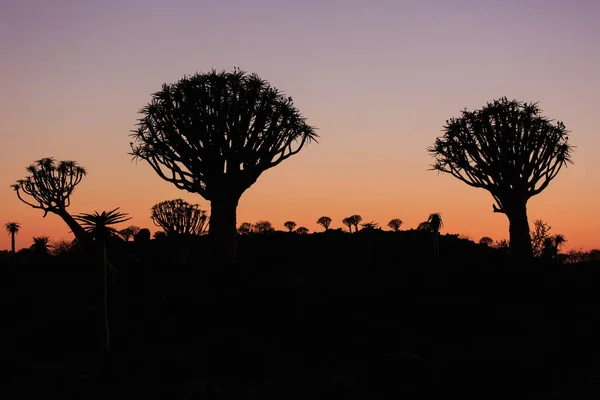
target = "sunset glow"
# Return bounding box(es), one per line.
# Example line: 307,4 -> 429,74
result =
2,0 -> 599,251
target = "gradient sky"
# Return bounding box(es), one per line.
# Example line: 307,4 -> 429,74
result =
1,0 -> 599,251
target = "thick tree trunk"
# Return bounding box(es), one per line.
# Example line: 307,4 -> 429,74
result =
54,208 -> 93,248
208,193 -> 240,265
506,202 -> 533,260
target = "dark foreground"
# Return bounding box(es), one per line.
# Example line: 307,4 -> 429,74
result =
2,234 -> 600,398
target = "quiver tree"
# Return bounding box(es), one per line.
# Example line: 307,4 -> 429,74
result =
428,97 -> 573,259
387,218 -> 403,232
12,158 -> 91,247
284,221 -> 297,232
150,199 -> 209,236
119,225 -> 141,241
130,68 -> 318,264
316,216 -> 332,231
254,220 -> 274,234
342,217 -> 352,233
349,215 -> 362,232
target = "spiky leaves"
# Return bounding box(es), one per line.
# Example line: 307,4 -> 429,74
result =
130,68 -> 318,264
428,98 -> 573,259
74,208 -> 132,242
150,199 -> 209,236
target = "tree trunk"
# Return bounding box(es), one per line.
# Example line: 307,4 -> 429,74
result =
11,233 -> 16,263
208,193 -> 240,265
506,202 -> 533,260
54,208 -> 93,247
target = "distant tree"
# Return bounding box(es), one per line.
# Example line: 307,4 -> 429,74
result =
284,221 -> 297,232
429,98 -> 574,259
531,219 -> 552,257
495,239 -> 510,250
254,220 -> 275,234
387,218 -> 403,232
361,221 -> 380,231
153,231 -> 167,240
295,227 -> 309,235
428,213 -> 443,257
479,236 -> 494,246
349,215 -> 362,232
541,234 -> 567,262
150,199 -> 209,237
237,222 -> 254,235
316,216 -> 332,231
130,68 -> 318,264
74,207 -> 131,356
417,221 -> 432,232
360,221 -> 379,265
119,225 -> 141,241
30,236 -> 52,256
11,158 -> 92,248
4,222 -> 20,261
342,217 -> 353,233
51,239 -> 78,256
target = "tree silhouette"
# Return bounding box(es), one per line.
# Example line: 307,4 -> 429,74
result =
296,227 -> 309,235
74,207 -> 131,356
428,97 -> 573,259
12,158 -> 91,247
317,216 -> 332,231
153,231 -> 167,240
130,68 -> 318,264
4,222 -> 20,261
342,217 -> 353,233
254,220 -> 274,234
417,221 -> 432,232
238,222 -> 254,235
479,236 -> 493,246
349,215 -> 362,232
531,219 -> 552,257
541,233 -> 567,262
361,221 -> 379,231
119,225 -> 141,241
284,221 -> 297,232
30,236 -> 52,256
387,218 -> 403,232
360,221 -> 379,265
428,213 -> 443,257
150,199 -> 209,237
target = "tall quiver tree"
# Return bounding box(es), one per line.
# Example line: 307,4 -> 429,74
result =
11,158 -> 91,247
151,199 -> 209,236
131,68 -> 318,264
428,98 -> 573,260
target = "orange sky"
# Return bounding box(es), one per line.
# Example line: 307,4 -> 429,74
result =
1,1 -> 599,252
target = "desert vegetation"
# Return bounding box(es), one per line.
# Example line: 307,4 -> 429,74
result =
2,69 -> 598,397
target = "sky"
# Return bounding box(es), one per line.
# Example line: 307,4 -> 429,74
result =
1,0 -> 599,251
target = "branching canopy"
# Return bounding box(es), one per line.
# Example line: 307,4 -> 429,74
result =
130,68 -> 318,200
428,98 -> 573,212
150,199 -> 209,236
12,158 -> 87,217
